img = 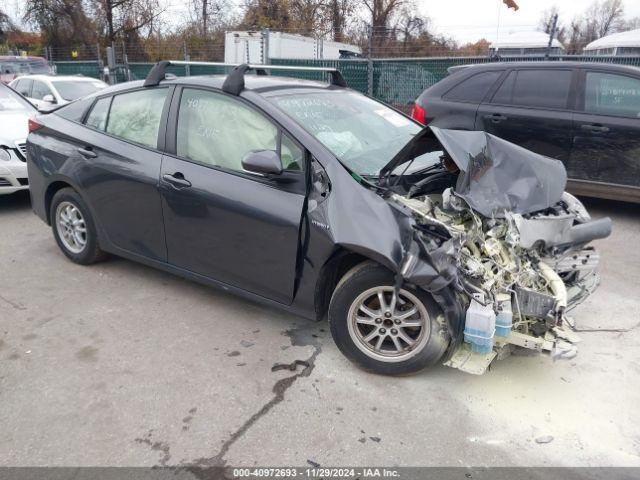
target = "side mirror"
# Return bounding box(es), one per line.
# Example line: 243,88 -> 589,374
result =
42,94 -> 56,104
242,150 -> 283,176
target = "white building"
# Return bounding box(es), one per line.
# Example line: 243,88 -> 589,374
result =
489,31 -> 565,57
224,31 -> 362,64
584,29 -> 640,56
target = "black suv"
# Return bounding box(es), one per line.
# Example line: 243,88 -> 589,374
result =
413,62 -> 640,203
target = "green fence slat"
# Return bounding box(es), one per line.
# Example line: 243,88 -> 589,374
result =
270,58 -> 370,94
53,61 -> 101,78
56,55 -> 640,110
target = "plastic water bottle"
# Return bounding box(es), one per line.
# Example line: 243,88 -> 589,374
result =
463,294 -> 496,354
495,296 -> 513,337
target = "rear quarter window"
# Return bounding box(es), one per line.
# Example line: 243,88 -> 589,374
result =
84,97 -> 112,131
55,97 -> 94,122
443,71 -> 503,103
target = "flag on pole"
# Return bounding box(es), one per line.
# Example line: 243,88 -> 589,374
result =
503,0 -> 519,10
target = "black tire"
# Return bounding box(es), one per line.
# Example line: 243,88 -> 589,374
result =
50,187 -> 106,265
328,261 -> 449,375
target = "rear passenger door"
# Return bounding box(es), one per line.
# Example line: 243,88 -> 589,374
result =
569,69 -> 640,193
160,87 -> 307,305
73,87 -> 171,261
475,68 -> 577,163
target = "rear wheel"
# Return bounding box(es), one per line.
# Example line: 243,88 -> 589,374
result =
328,262 -> 449,375
50,188 -> 106,265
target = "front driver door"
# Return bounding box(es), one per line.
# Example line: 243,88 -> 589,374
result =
160,87 -> 307,305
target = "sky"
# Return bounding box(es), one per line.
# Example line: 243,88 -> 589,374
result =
419,0 -> 640,44
4,0 -> 640,45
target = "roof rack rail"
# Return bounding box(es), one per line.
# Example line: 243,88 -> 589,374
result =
143,61 -> 347,94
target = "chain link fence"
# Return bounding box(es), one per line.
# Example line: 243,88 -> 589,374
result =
39,39 -> 640,111
266,55 -> 640,112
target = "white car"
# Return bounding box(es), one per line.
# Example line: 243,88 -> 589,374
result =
9,75 -> 107,111
0,83 -> 33,194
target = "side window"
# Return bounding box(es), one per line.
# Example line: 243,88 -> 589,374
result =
176,88 -> 281,173
85,97 -> 111,131
15,79 -> 32,97
31,80 -> 52,100
106,88 -> 168,148
280,134 -> 303,171
585,72 -> 640,118
56,97 -> 93,122
491,70 -> 516,104
443,71 -> 503,103
511,70 -> 572,109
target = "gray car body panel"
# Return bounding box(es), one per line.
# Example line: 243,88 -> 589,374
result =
27,74 -> 581,351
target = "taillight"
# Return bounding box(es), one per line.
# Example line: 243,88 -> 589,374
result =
411,103 -> 427,125
28,118 -> 43,134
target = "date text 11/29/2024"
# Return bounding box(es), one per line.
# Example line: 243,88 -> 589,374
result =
232,467 -> 400,478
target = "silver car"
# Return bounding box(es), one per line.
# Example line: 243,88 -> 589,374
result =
9,75 -> 107,112
0,83 -> 33,195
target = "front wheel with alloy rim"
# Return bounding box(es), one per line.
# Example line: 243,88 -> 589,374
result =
50,187 -> 106,265
328,261 -> 450,375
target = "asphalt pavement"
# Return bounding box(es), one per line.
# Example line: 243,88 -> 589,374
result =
1,191 -> 638,467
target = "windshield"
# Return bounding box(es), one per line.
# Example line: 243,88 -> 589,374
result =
52,80 -> 107,101
0,85 -> 35,113
270,90 -> 434,176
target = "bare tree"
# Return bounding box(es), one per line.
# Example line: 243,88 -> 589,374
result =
24,0 -> 96,49
289,0 -> 330,36
621,16 -> 640,30
538,6 -> 566,44
591,0 -> 624,37
241,0 -> 293,30
362,0 -> 405,30
330,0 -> 353,41
560,0 -> 626,54
0,8 -> 14,43
360,0 -> 407,55
393,5 -> 427,54
189,0 -> 229,38
91,0 -> 162,44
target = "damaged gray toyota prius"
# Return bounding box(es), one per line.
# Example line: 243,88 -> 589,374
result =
26,62 -> 612,375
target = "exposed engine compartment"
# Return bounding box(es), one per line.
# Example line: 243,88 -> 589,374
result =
391,188 -> 610,374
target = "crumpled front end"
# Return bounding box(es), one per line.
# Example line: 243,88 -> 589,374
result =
387,128 -> 612,375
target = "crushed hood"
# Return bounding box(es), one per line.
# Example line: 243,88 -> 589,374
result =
381,126 -> 567,218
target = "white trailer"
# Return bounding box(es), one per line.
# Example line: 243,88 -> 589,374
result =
224,31 -> 362,64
